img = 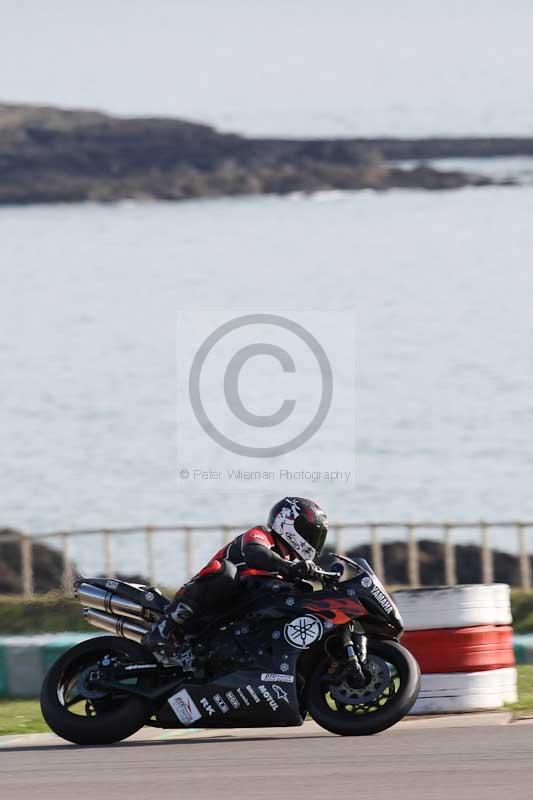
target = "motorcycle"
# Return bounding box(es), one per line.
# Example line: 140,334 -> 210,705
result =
40,555 -> 420,744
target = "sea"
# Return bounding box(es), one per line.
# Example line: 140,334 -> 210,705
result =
1,1 -> 533,580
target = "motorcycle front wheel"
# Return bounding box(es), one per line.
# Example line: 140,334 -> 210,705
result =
305,639 -> 420,736
40,635 -> 155,745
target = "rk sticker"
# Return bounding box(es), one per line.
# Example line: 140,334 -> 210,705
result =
168,689 -> 202,725
200,697 -> 216,716
284,615 -> 323,649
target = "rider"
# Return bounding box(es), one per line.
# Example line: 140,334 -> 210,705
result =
142,497 -> 328,652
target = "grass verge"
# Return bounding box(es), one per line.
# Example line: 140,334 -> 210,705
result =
0,699 -> 49,735
506,664 -> 533,718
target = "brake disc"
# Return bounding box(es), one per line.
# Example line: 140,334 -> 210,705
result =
329,655 -> 392,705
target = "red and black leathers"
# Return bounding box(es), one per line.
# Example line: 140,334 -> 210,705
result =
172,526 -> 304,623
197,526 -> 296,580
142,527 -> 311,650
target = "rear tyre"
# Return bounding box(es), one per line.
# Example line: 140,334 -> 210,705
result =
40,636 -> 155,745
305,639 -> 420,736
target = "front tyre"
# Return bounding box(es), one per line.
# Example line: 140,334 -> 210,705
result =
40,636 -> 155,745
305,639 -> 420,736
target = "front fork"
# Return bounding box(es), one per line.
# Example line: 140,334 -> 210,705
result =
342,622 -> 368,686
327,622 -> 369,689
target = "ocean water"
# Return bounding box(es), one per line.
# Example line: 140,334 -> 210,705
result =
1,2 -> 533,578
1,185 -> 533,579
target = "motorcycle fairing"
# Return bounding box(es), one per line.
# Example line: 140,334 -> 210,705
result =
303,593 -> 367,624
155,666 -> 304,729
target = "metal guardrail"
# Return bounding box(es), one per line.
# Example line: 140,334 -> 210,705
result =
2,521 -> 533,598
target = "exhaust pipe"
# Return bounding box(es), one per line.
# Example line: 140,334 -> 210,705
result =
77,583 -> 145,621
84,608 -> 151,643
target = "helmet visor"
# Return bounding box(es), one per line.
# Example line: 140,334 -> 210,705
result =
294,514 -> 328,556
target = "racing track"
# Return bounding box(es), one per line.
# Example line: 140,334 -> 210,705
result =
1,714 -> 532,800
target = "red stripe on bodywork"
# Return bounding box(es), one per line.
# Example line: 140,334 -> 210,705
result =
304,595 -> 366,624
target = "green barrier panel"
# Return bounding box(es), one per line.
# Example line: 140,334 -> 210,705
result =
41,634 -> 101,671
514,642 -> 526,664
0,644 -> 8,696
514,634 -> 533,665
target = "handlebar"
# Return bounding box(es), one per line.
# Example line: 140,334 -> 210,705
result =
312,565 -> 343,581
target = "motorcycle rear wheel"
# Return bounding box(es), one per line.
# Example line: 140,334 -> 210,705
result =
40,635 -> 155,745
305,639 -> 420,736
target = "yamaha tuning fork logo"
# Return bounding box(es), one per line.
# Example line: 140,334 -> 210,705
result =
177,310 -> 356,490
284,615 -> 323,649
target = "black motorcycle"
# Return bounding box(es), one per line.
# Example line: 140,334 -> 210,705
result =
40,555 -> 420,744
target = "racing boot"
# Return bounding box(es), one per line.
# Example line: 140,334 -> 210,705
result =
141,599 -> 195,653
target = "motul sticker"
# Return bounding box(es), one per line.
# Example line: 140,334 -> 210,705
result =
258,684 -> 279,711
261,673 -> 294,683
168,689 -> 202,725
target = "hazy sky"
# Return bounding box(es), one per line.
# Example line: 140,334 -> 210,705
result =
1,1 -> 532,135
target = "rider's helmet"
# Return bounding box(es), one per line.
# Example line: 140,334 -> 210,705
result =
267,497 -> 328,561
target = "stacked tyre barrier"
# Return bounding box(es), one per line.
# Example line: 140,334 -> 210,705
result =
393,584 -> 517,714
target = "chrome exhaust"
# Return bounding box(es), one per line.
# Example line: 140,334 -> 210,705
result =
84,608 -> 151,643
77,582 -> 145,621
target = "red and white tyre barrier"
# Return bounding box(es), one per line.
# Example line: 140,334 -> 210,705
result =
393,584 -> 512,630
392,585 -> 516,714
402,625 -> 515,673
412,668 -> 518,714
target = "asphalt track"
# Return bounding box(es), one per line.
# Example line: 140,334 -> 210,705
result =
1,713 -> 532,800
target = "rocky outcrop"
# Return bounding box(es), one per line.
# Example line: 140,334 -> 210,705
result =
0,528 -> 70,594
345,540 -> 532,587
0,103 -> 513,205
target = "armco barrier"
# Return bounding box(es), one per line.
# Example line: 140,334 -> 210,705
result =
393,584 -> 517,714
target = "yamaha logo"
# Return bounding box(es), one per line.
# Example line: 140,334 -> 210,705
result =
284,615 -> 323,649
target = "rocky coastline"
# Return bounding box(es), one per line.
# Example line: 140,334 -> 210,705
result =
0,103 -> 529,205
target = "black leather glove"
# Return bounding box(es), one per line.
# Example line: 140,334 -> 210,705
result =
289,560 -> 319,580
